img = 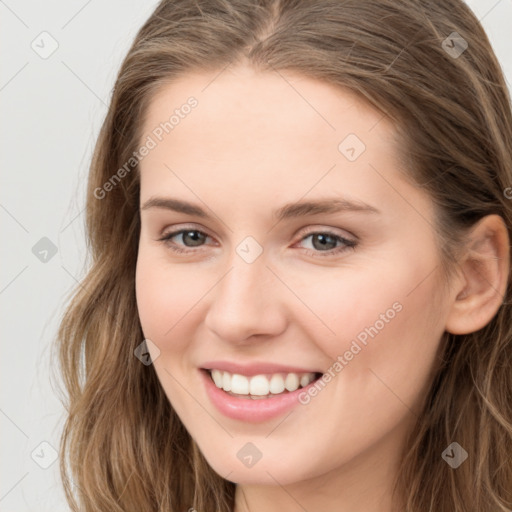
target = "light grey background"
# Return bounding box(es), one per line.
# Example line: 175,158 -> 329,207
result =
1,1 -> 511,510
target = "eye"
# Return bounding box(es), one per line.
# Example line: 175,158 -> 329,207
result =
295,230 -> 357,257
158,228 -> 212,253
157,227 -> 357,257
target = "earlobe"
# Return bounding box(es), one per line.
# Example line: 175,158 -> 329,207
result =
445,214 -> 510,335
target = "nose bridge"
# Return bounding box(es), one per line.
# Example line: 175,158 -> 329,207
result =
204,249 -> 286,342
215,251 -> 272,315
221,258 -> 264,307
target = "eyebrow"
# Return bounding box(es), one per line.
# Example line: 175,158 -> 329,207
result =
140,196 -> 380,220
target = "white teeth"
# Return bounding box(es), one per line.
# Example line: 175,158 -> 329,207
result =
249,375 -> 270,396
222,371 -> 232,392
284,373 -> 299,392
269,374 -> 285,394
211,369 -> 223,388
209,370 -> 317,397
300,374 -> 311,387
231,374 -> 249,394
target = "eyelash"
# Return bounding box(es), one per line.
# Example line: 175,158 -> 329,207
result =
157,227 -> 357,258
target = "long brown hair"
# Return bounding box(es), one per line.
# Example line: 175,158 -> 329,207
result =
52,1 -> 512,510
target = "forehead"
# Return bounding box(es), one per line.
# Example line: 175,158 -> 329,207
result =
137,65 -> 423,223
141,65 -> 394,150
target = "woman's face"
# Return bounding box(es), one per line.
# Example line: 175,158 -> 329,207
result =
135,65 -> 452,492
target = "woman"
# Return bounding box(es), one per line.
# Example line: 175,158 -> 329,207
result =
54,0 -> 512,510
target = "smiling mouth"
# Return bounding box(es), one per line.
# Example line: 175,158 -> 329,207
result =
203,368 -> 323,399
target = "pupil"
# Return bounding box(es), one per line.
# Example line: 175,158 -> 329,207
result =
184,231 -> 205,246
312,234 -> 336,251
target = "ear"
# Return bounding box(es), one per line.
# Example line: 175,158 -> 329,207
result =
445,214 -> 510,335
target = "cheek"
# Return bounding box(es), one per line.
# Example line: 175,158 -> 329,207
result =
135,253 -> 205,410
135,250 -> 215,351
297,253 -> 445,371
317,272 -> 445,430
135,252 -> 180,340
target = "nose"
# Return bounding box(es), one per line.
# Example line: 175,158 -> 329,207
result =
204,255 -> 288,344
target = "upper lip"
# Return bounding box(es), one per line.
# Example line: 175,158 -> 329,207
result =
200,361 -> 322,377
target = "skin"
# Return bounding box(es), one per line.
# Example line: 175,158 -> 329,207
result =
134,64 -> 509,512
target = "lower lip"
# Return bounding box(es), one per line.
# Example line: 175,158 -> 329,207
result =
200,369 -> 319,423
